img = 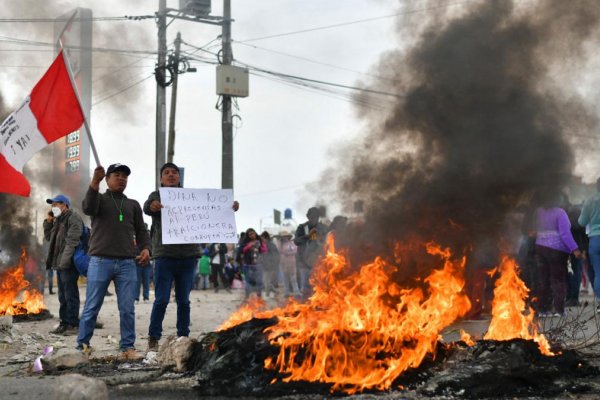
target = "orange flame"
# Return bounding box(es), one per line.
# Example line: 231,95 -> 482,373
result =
483,256 -> 553,355
218,238 -> 555,393
0,247 -> 46,316
460,329 -> 475,346
218,236 -> 471,394
217,296 -> 272,331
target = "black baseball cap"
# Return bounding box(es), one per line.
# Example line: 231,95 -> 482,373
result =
106,163 -> 131,176
160,162 -> 180,175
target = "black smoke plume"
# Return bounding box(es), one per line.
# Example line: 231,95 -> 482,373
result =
335,0 -> 600,263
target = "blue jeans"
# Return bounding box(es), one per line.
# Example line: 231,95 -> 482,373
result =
56,268 -> 80,326
136,264 -> 151,301
299,266 -> 313,300
197,274 -> 210,290
588,237 -> 600,299
243,264 -> 264,298
77,257 -> 137,351
148,257 -> 196,339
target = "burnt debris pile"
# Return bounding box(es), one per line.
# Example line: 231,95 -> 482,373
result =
12,309 -> 53,322
189,321 -> 597,398
189,317 -> 332,396
420,339 -> 596,399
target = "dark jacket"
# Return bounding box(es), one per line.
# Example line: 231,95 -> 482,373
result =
262,240 -> 281,271
143,190 -> 202,259
43,209 -> 83,271
83,187 -> 151,258
568,204 -> 588,252
294,221 -> 328,268
208,243 -> 228,266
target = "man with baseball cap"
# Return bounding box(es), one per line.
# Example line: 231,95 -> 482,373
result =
143,162 -> 239,352
43,194 -> 83,335
294,207 -> 329,300
77,163 -> 151,359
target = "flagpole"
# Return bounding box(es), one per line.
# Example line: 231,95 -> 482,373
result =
58,40 -> 100,167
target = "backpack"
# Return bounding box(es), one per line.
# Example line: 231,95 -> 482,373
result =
72,223 -> 91,276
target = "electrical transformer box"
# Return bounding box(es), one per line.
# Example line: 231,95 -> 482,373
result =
216,65 -> 249,97
179,0 -> 211,16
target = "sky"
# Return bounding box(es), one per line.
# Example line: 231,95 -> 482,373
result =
0,0 -> 402,236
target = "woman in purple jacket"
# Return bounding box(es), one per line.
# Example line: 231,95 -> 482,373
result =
535,192 -> 584,317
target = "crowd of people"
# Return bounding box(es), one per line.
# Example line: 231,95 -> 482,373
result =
47,160 -> 600,357
188,207 -> 342,301
42,161 -> 345,359
467,181 -> 600,319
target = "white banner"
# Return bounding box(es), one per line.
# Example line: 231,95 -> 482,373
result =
159,188 -> 238,244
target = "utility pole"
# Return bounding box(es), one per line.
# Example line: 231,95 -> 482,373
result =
221,0 -> 234,190
167,32 -> 182,164
155,0 -> 167,188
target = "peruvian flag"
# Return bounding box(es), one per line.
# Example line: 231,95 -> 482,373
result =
0,50 -> 84,196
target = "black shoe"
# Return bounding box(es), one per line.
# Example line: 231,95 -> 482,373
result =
62,325 -> 79,335
51,324 -> 67,334
49,290 -> 55,295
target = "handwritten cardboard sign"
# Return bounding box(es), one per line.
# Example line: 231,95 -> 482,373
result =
159,188 -> 238,244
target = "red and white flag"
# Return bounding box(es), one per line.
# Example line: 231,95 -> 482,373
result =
0,50 -> 84,197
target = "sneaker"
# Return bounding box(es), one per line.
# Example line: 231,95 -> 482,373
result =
62,325 -> 79,335
76,343 -> 94,355
147,337 -> 159,352
50,324 -> 67,334
595,304 -> 600,313
119,348 -> 144,361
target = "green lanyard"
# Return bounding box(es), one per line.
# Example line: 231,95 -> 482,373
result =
110,192 -> 125,222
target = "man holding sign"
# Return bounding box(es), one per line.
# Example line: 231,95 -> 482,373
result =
144,162 -> 239,352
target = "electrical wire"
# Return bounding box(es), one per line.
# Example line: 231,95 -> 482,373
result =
181,39 -> 221,59
182,37 -> 221,56
183,54 -> 387,110
235,41 -> 399,84
236,59 -> 403,98
0,16 -> 141,23
248,70 -> 385,111
237,0 -> 474,43
0,35 -> 157,56
92,55 -> 156,84
92,73 -> 154,106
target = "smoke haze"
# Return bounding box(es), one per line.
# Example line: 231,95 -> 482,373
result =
0,1 -> 153,265
333,0 -> 600,261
